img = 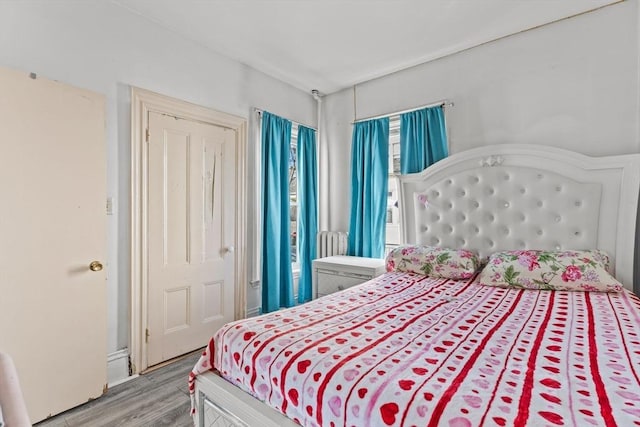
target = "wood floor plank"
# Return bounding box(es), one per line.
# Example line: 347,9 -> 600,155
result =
67,385 -> 189,426
145,361 -> 194,386
176,380 -> 191,397
35,352 -> 200,427
35,417 -> 69,427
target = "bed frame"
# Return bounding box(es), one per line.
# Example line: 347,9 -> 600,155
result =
397,144 -> 640,291
193,144 -> 640,426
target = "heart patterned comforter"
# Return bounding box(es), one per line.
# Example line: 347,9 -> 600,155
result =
190,272 -> 640,426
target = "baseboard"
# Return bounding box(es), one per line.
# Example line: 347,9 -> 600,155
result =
108,373 -> 139,388
247,306 -> 261,317
107,349 -> 132,386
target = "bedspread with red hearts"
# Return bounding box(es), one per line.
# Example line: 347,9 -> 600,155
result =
190,272 -> 640,427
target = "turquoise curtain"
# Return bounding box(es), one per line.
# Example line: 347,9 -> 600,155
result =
261,112 -> 294,313
347,118 -> 389,258
296,126 -> 317,304
400,106 -> 448,174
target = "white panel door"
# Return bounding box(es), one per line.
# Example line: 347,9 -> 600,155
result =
147,111 -> 236,366
0,66 -> 106,423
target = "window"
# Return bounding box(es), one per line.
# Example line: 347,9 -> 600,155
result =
289,124 -> 299,264
383,108 -> 448,256
385,116 -> 401,253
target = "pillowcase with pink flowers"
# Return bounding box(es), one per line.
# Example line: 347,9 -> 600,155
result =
479,249 -> 622,292
385,245 -> 480,280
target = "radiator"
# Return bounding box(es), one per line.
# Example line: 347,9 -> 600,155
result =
316,231 -> 348,258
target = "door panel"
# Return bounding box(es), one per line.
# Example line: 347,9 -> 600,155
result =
0,66 -> 106,423
147,112 -> 235,366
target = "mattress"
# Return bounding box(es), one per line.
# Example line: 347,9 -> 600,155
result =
190,271 -> 640,426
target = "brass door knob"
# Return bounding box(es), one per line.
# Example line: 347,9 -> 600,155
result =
89,261 -> 103,272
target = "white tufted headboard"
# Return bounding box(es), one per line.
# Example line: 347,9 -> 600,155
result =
397,144 -> 640,291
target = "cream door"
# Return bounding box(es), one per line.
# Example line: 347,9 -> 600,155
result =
147,111 -> 236,366
0,66 -> 106,423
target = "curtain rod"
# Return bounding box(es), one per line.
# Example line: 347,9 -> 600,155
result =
352,99 -> 454,124
254,108 -> 317,131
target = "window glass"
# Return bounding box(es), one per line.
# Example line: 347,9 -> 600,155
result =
289,124 -> 299,264
386,116 -> 401,254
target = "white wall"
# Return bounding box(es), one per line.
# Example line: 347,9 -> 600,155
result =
2,0 -> 638,357
322,1 -> 640,232
0,0 -> 315,354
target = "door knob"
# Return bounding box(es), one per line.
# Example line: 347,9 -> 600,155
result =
225,246 -> 235,253
89,261 -> 103,272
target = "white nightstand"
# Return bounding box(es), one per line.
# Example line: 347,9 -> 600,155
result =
312,256 -> 386,299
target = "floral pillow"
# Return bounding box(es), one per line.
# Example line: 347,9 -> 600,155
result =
479,249 -> 622,292
385,245 -> 480,280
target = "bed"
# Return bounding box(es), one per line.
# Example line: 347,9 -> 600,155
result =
189,144 -> 640,426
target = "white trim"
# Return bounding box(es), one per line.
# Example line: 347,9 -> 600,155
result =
109,374 -> 139,388
130,87 -> 248,373
252,113 -> 262,284
246,307 -> 261,317
107,349 -> 130,386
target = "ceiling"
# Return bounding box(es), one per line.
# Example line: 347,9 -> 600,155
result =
111,0 -> 619,95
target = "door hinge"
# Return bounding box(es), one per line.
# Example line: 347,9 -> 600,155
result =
145,128 -> 150,142
145,328 -> 150,343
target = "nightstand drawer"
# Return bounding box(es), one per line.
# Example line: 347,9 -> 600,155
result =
317,270 -> 371,297
313,256 -> 386,298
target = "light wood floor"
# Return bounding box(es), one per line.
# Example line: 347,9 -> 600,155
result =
35,351 -> 201,427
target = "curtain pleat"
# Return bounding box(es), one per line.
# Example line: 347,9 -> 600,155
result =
261,112 -> 294,313
347,118 -> 389,258
400,106 -> 448,174
296,126 -> 317,304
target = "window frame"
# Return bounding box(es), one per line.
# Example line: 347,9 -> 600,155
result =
385,115 -> 401,253
289,123 -> 300,269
